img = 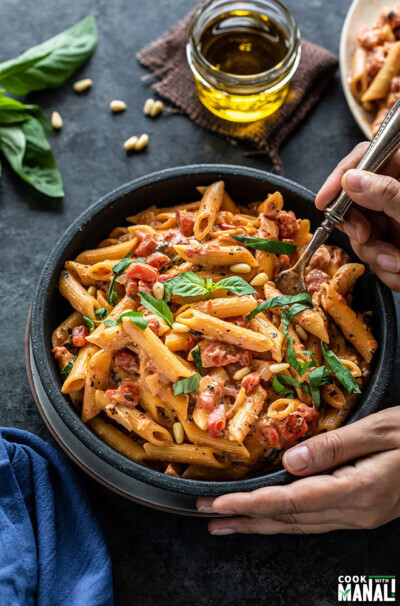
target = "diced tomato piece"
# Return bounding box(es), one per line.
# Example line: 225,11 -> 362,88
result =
126,262 -> 159,282
52,345 -> 68,360
146,251 -> 169,270
175,211 -> 195,236
309,246 -> 330,270
297,403 -> 319,425
259,420 -> 281,447
72,325 -> 89,347
305,269 -> 330,296
114,348 -> 139,373
276,210 -> 299,239
106,381 -> 140,407
126,278 -> 139,297
207,405 -> 226,438
196,376 -> 225,413
135,234 -> 157,257
241,372 -> 260,395
201,342 -> 252,368
146,316 -> 160,335
278,412 -> 308,442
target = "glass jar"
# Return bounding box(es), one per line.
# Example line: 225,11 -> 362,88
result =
186,0 -> 301,122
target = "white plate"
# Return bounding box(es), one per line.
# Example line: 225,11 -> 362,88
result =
339,0 -> 387,140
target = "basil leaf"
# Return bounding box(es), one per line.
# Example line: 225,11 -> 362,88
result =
163,282 -> 172,304
281,303 -> 312,339
308,366 -> 331,406
155,243 -> 168,252
112,253 -> 132,276
275,373 -> 311,394
272,376 -> 295,397
321,343 -> 361,394
94,307 -> 108,320
0,15 -> 98,95
139,291 -> 173,328
173,374 -> 200,395
61,356 -> 76,377
107,276 -> 118,306
82,315 -> 95,333
0,118 -> 63,197
192,346 -> 204,377
0,90 -> 52,134
104,311 -> 148,331
245,293 -> 312,322
167,272 -> 209,298
214,276 -> 256,296
287,336 -> 316,377
233,235 -> 297,255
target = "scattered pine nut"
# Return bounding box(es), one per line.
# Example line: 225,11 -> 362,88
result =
229,263 -> 251,274
173,422 -> 184,444
269,363 -> 290,373
172,322 -> 190,333
250,272 -> 269,286
295,325 -> 308,341
124,133 -> 149,151
143,98 -> 163,117
51,111 -> 63,130
152,282 -> 165,301
73,78 -> 93,92
232,366 -> 251,381
110,99 -> 127,112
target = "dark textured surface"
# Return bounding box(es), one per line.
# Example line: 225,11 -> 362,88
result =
1,0 -> 399,605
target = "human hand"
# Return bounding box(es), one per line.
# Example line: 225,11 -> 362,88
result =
315,142 -> 400,291
196,407 -> 400,535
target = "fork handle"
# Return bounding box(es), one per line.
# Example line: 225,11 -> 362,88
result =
324,97 -> 400,228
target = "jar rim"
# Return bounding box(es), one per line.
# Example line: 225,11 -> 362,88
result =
188,0 -> 301,85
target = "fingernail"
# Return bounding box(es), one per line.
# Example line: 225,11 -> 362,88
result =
197,506 -> 214,514
344,169 -> 370,192
343,222 -> 360,242
283,445 -> 311,472
210,528 -> 236,536
376,253 -> 400,273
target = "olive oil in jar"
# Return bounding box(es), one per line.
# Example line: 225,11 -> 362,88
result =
199,13 -> 289,76
186,1 -> 301,122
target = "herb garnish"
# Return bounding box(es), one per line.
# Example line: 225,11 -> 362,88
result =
245,293 -> 313,340
139,291 -> 173,328
167,271 -> 256,299
192,346 -> 204,377
286,337 -> 316,377
94,307 -> 109,320
232,235 -> 297,255
104,310 -> 148,331
321,343 -> 361,394
173,374 -> 201,395
82,315 -> 96,332
108,252 -> 135,306
61,356 -> 77,377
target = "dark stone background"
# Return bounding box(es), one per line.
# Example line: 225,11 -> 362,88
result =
1,0 -> 399,604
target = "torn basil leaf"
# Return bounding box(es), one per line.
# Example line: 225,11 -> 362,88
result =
321,343 -> 361,394
233,235 -> 297,255
173,374 -> 201,396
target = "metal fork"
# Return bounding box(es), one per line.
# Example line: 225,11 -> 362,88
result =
275,98 -> 400,295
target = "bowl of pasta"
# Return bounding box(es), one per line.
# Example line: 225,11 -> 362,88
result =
340,0 -> 400,139
28,165 -> 396,514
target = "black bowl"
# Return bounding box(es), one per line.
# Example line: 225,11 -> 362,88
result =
30,165 -> 397,498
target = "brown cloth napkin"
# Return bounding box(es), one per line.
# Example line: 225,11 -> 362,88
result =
137,3 -> 338,173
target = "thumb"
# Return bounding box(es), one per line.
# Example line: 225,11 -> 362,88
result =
342,169 -> 400,223
282,410 -> 397,476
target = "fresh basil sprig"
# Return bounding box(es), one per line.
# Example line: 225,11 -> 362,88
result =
94,308 -> 109,320
139,291 -> 173,328
173,374 -> 201,396
287,337 -> 316,377
321,343 -> 361,394
108,253 -> 133,306
82,315 -> 96,333
281,302 -> 313,339
0,16 -> 98,95
233,235 -> 297,255
167,271 -> 256,299
61,356 -> 77,377
104,310 -> 148,331
273,365 -> 332,407
245,293 -> 313,323
192,346 -> 204,377
308,366 -> 331,406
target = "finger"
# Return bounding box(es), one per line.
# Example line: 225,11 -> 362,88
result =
368,262 -> 400,291
208,516 -> 350,535
315,142 -> 369,210
351,237 -> 400,274
342,207 -> 371,244
283,409 -> 399,476
342,170 -> 400,223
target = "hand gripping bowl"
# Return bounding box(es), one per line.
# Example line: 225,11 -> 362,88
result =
28,165 -> 397,515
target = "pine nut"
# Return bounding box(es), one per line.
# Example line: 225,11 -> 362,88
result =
135,133 -> 149,150
232,366 -> 251,381
173,322 -> 190,333
73,78 -> 93,92
173,422 -> 184,444
152,282 -> 165,301
269,363 -> 290,373
110,99 -> 126,112
51,111 -> 63,130
229,263 -> 251,274
143,98 -> 163,116
124,134 -> 149,151
295,325 -> 308,341
250,272 -> 268,286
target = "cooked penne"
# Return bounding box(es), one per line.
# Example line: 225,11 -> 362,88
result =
88,417 -> 145,462
362,41 -> 400,102
75,237 -> 137,265
173,243 -> 258,267
228,385 -> 266,443
194,180 -> 224,240
82,350 -> 112,423
143,442 -> 228,468
61,344 -> 94,394
59,271 -> 100,319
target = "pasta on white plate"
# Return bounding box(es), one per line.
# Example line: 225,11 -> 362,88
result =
52,181 -> 378,480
